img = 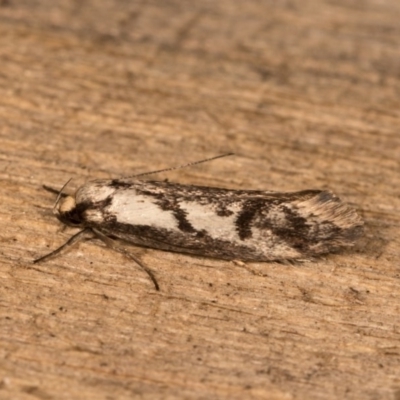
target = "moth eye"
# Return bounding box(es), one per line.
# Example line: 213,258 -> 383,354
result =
67,217 -> 82,226
57,209 -> 83,227
66,211 -> 83,225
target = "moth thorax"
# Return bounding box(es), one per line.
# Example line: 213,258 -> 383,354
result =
58,196 -> 76,214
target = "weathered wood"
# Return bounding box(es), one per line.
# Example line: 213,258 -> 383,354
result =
0,1 -> 399,399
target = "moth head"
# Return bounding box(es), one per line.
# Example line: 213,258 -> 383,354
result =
53,179 -> 84,227
55,195 -> 85,227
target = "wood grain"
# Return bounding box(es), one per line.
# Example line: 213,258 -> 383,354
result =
0,1 -> 399,399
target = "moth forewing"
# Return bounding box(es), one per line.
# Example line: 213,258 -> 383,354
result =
56,180 -> 363,260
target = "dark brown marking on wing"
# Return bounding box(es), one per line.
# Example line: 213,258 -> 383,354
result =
235,199 -> 267,240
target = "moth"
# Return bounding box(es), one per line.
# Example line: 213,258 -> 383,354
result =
35,155 -> 363,290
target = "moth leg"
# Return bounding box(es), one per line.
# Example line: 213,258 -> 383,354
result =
33,228 -> 94,264
231,260 -> 268,277
92,229 -> 160,291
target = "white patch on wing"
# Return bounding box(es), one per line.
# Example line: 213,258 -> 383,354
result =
107,190 -> 179,230
266,207 -> 292,226
84,209 -> 104,223
179,201 -> 241,242
76,181 -> 116,203
250,227 -> 301,259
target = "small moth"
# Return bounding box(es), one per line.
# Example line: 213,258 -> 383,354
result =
35,155 -> 363,290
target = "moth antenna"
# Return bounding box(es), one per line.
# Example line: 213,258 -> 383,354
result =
125,153 -> 234,179
53,178 -> 72,214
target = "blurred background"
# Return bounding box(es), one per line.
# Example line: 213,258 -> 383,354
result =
1,1 -> 399,399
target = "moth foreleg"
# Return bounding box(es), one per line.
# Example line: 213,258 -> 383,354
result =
33,228 -> 94,264
92,229 -> 160,291
231,260 -> 269,277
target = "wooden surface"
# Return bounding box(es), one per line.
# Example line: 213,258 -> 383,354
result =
1,1 -> 400,399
